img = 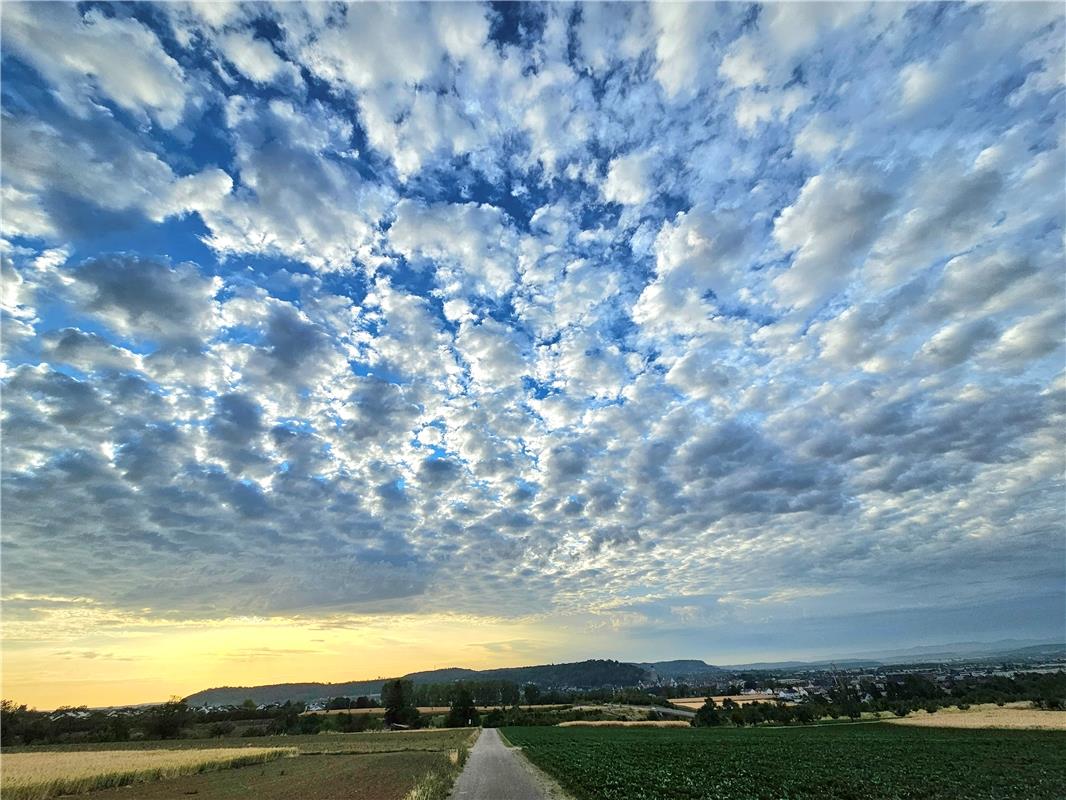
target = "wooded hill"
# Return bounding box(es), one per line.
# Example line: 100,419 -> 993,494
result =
184,658 -> 726,706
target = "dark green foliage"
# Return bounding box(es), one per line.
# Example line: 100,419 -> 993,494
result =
443,684 -> 480,728
503,724 -> 1066,800
143,699 -> 192,739
481,706 -> 614,728
207,721 -> 235,737
691,698 -> 722,727
382,679 -> 422,728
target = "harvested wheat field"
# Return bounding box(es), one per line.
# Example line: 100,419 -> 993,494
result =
557,720 -> 691,728
672,694 -> 776,709
883,704 -> 1066,730
0,746 -> 295,800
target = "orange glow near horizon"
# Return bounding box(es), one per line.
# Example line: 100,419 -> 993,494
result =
1,610 -> 574,709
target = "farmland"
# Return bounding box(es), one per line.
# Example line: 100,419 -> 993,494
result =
670,694 -> 776,709
503,723 -> 1066,799
882,702 -> 1066,730
2,730 -> 476,800
1,747 -> 293,800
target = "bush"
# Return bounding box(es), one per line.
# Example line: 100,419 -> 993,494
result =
208,722 -> 235,737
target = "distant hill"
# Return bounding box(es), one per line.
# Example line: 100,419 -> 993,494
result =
722,640 -> 1066,671
723,659 -> 883,671
635,660 -> 727,680
185,658 -> 660,707
472,659 -> 649,688
184,679 -> 388,707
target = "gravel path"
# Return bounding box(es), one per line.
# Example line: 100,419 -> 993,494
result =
448,728 -> 569,800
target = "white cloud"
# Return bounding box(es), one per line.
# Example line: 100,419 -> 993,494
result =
455,319 -> 529,388
603,151 -> 655,206
652,2 -> 722,98
389,200 -> 519,300
217,31 -> 297,85
2,3 -> 188,128
772,171 -> 894,309
0,114 -> 232,241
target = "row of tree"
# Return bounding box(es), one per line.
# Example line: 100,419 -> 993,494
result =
689,672 -> 1066,727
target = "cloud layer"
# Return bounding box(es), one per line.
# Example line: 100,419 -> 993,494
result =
2,2 -> 1063,671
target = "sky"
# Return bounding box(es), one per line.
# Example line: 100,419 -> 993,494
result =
1,1 -> 1064,709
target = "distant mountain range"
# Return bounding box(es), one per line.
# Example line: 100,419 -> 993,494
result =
184,641 -> 1064,707
184,658 -> 724,706
724,640 -> 1066,671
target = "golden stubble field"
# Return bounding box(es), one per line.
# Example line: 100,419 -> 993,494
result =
0,747 -> 295,800
882,703 -> 1066,730
671,694 -> 777,708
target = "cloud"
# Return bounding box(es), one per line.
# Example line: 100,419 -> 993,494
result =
216,31 -> 299,85
0,113 -> 232,241
0,2 -> 1063,667
389,200 -> 519,300
2,3 -> 189,128
66,255 -> 221,347
604,151 -> 655,206
772,170 -> 895,310
199,97 -> 392,270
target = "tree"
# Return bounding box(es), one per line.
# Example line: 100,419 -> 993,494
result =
523,683 -> 541,705
144,698 -> 192,739
382,679 -> 420,728
692,698 -> 722,727
445,684 -> 480,728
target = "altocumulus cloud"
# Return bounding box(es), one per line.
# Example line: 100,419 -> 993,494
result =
1,2 -> 1063,654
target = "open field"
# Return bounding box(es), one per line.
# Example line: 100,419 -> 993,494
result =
557,720 -> 690,728
301,704 -> 569,716
0,747 -> 294,800
2,729 -> 477,800
81,751 -> 452,800
504,723 -> 1066,799
4,728 -> 474,756
670,694 -> 776,709
882,703 -> 1066,730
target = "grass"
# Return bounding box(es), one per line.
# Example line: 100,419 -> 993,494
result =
81,751 -> 453,800
2,728 -> 480,800
0,747 -> 294,800
403,732 -> 476,800
503,722 -> 1066,799
4,728 -> 474,755
557,720 -> 690,728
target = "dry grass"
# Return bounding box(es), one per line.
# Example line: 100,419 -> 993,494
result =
0,746 -> 295,799
557,720 -> 691,728
671,694 -> 776,709
882,704 -> 1066,730
402,730 -> 478,800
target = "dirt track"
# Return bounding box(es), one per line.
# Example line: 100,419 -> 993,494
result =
448,728 -> 569,800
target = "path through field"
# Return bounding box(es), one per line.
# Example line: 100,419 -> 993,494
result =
449,728 -> 568,800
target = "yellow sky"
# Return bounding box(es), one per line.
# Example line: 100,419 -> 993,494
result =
2,604 -> 576,709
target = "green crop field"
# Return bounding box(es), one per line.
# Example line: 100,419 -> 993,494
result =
503,723 -> 1066,800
